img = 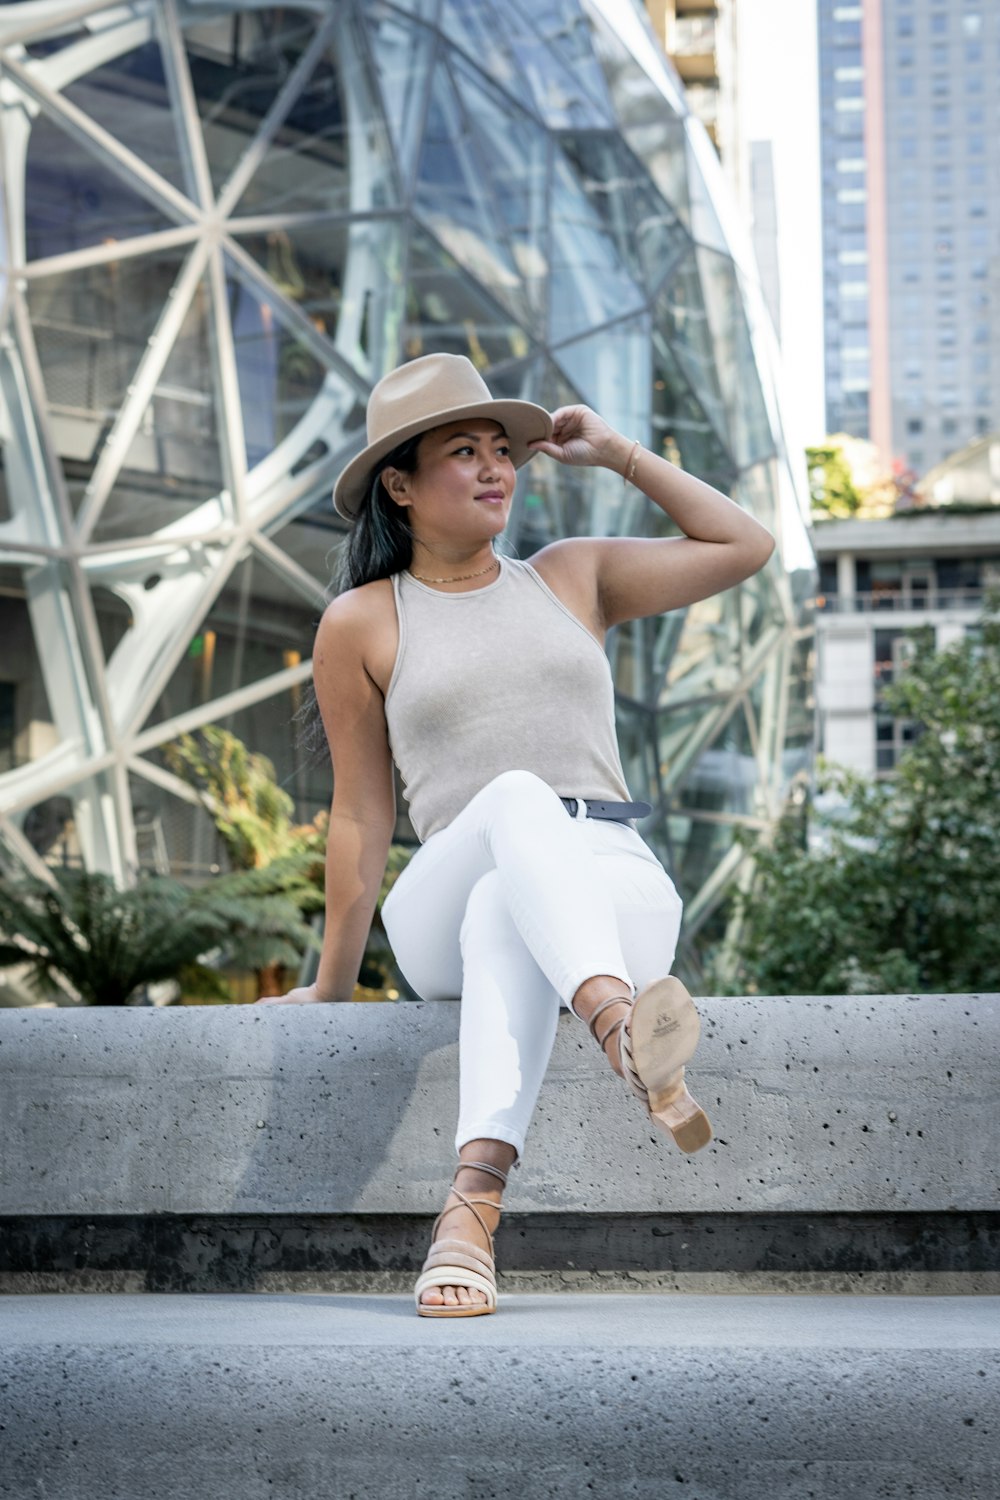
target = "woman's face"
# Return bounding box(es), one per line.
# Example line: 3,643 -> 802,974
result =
382,418 -> 515,544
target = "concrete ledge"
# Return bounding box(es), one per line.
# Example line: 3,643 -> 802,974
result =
2,1293 -> 998,1498
2,996 -> 997,1216
3,1211 -> 1000,1294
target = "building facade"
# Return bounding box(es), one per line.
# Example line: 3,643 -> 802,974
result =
818,0 -> 998,475
815,436 -> 1000,773
0,0 -> 815,976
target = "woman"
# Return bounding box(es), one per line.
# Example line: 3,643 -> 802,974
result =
257,352 -> 775,1317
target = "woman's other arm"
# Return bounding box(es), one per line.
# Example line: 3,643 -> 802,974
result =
528,407 -> 775,629
256,595 -> 396,1004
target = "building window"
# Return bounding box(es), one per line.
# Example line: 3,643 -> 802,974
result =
930,12 -> 948,33
968,134 -> 984,154
906,417 -> 923,435
965,41 -> 983,63
962,15 -> 982,37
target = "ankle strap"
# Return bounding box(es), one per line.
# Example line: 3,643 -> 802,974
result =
578,993 -> 632,1044
455,1159 -> 509,1188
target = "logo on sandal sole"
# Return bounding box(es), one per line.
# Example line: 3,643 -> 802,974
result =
652,1014 -> 681,1037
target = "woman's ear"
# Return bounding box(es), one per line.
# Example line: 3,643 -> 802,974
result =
380,466 -> 411,508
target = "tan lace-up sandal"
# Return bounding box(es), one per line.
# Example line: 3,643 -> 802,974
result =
574,978 -> 713,1155
414,1160 -> 507,1318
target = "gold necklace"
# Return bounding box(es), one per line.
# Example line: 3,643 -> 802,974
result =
409,557 -> 500,585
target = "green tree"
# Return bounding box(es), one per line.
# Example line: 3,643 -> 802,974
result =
0,865 -> 320,1007
807,433 -> 899,520
716,601 -> 1000,995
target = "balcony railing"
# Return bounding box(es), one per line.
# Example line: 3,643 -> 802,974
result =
817,587 -> 985,613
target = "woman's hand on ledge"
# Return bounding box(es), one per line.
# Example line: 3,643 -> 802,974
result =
254,984 -> 341,1006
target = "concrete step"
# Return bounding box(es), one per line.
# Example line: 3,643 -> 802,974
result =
2,1292 -> 998,1498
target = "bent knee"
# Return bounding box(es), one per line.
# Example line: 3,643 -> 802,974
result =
480,768 -> 560,813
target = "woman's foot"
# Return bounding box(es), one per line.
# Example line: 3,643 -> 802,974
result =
418,1152 -> 512,1311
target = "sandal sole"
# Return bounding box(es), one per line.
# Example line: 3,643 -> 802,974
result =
628,978 -> 713,1154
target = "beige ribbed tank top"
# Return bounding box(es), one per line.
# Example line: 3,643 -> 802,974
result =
385,555 -> 632,842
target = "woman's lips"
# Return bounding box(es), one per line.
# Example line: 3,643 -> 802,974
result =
476,492 -> 505,503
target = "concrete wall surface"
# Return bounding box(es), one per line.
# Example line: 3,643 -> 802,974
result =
2,1293 -> 999,1499
2,994 -> 997,1216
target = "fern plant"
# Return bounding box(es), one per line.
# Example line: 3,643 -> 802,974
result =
0,865 -> 319,1007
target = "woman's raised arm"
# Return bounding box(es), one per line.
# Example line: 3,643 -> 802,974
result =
528,405 -> 775,629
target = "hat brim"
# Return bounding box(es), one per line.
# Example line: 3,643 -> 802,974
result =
332,397 -> 554,521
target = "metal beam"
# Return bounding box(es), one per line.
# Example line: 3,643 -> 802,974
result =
0,49 -> 200,228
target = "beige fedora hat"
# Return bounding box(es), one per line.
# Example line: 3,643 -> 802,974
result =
333,352 -> 553,520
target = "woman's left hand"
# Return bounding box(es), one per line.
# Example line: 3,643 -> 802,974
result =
527,404 -> 626,471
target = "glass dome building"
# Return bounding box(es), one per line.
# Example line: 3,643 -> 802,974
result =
0,0 -> 815,977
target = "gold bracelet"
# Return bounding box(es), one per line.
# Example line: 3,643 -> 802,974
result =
624,439 -> 642,488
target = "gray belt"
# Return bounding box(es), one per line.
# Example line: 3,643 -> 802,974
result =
560,796 -> 652,823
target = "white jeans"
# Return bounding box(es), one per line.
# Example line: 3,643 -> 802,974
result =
380,770 -> 683,1163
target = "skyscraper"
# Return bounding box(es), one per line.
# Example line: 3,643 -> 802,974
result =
817,0 -> 998,475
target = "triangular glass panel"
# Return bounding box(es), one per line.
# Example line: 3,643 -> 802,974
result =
26,246 -> 191,517
683,129 -> 730,255
231,13 -> 395,218
505,0 -> 615,127
653,255 -> 727,451
62,32 -> 190,195
365,2 -> 436,183
0,559 -> 57,774
663,806 -> 735,908
549,149 -> 646,344
233,217 -> 406,386
265,500 -> 348,591
581,0 -> 685,128
508,357 -> 630,545
141,546 -> 321,733
611,611 -> 687,711
557,131 -> 688,297
223,254 -> 330,469
675,703 -> 761,819
614,698 -> 664,811
403,227 -> 534,371
414,64 -> 530,324
696,247 -> 775,469
382,0 -> 442,18
650,330 -> 735,482
551,314 -> 652,453
662,590 -> 743,706
92,274 -> 227,544
183,6 -> 321,201
126,767 -> 224,879
656,698 -> 730,794
23,105 -> 176,263
439,0 -> 540,116
447,52 -> 550,320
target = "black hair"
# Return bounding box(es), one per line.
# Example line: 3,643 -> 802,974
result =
333,433 -> 424,592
